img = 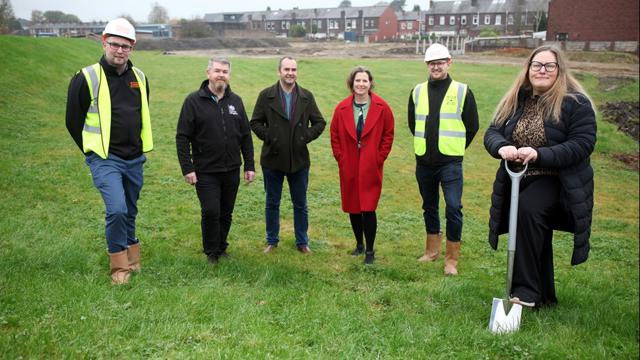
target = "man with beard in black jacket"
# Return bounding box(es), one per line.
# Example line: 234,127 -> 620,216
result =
176,58 -> 255,263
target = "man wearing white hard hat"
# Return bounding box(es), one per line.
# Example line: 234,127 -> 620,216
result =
65,18 -> 153,284
408,43 -> 479,275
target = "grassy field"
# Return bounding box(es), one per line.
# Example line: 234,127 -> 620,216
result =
0,36 -> 638,358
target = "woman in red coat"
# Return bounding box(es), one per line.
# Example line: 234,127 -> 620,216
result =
330,66 -> 395,264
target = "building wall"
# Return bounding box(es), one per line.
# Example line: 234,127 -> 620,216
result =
547,0 -> 639,41
371,7 -> 398,41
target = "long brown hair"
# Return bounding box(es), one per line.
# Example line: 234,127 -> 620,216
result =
492,45 -> 594,126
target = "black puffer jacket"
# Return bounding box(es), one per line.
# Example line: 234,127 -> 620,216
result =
484,90 -> 597,265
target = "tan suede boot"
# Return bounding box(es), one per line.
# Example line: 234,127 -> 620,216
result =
127,243 -> 141,272
418,232 -> 442,262
108,250 -> 131,285
444,240 -> 461,276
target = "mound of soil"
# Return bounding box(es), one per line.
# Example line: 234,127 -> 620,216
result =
601,101 -> 639,140
135,37 -> 290,51
601,101 -> 639,169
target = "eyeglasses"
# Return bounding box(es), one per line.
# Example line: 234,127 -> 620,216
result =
428,60 -> 448,68
107,41 -> 133,52
529,61 -> 558,73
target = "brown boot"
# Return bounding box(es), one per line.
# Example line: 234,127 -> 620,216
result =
108,250 -> 130,285
418,232 -> 441,262
444,240 -> 461,276
127,243 -> 141,272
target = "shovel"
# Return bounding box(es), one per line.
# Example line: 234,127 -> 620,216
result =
488,161 -> 528,334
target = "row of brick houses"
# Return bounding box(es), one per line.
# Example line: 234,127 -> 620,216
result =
204,0 -> 550,41
22,0 -> 638,50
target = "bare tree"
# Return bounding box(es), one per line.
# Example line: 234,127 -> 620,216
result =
31,9 -> 44,23
389,0 -> 406,11
412,5 -> 421,12
148,2 -> 169,24
339,0 -> 352,7
118,14 -> 137,27
0,0 -> 15,33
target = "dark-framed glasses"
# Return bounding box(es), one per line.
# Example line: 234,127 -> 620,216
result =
107,41 -> 133,52
529,61 -> 558,72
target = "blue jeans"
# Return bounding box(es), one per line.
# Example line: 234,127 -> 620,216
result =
415,162 -> 463,242
262,166 -> 309,246
86,153 -> 146,253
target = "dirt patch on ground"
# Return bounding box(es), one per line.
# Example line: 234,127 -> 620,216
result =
601,101 -> 639,140
600,101 -> 639,169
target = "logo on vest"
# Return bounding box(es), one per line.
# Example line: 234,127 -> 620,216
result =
445,96 -> 457,107
130,81 -> 140,89
228,105 -> 239,116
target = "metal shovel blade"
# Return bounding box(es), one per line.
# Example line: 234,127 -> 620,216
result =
489,298 -> 522,333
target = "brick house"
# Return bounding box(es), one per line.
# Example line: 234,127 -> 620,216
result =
204,5 -> 399,42
397,10 -> 422,40
425,0 -> 548,36
546,0 -> 639,41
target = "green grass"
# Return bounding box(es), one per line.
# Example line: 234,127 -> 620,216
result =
1,36 -> 638,358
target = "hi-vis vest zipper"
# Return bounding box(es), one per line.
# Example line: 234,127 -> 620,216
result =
413,80 -> 467,156
80,63 -> 153,159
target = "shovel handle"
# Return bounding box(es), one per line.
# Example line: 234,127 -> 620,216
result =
505,161 -> 527,299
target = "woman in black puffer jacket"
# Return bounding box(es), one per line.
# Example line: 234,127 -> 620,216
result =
484,45 -> 597,308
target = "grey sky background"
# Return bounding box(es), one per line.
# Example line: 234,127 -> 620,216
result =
13,1 -> 427,23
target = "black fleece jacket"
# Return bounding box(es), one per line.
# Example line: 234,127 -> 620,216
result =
408,75 -> 479,166
176,80 -> 254,175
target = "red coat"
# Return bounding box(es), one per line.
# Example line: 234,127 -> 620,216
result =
330,92 -> 394,213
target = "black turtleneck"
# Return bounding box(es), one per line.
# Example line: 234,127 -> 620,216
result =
65,55 -> 150,160
408,74 -> 479,166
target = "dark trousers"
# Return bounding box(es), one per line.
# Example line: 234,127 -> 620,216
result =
195,170 -> 240,257
262,166 -> 309,246
349,212 -> 377,252
512,175 -> 561,307
415,162 -> 463,241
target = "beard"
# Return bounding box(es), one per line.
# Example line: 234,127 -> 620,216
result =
214,80 -> 227,92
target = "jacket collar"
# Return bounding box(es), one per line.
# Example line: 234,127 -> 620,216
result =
99,55 -> 132,77
197,79 -> 232,100
338,92 -> 384,141
266,81 -> 308,123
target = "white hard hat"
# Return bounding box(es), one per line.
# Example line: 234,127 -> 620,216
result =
424,43 -> 451,62
103,18 -> 136,42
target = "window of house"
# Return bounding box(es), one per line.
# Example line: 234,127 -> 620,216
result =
556,33 -> 568,41
495,15 -> 501,25
317,21 -> 322,29
472,15 -> 479,25
484,15 -> 491,25
461,15 -> 467,25
449,16 -> 455,25
440,16 -> 445,25
429,16 -> 434,25
507,15 -> 514,25
521,15 -> 527,25
351,19 -> 357,29
401,22 -> 407,30
407,22 -> 413,30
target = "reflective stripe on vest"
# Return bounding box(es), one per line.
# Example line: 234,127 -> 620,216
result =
80,63 -> 153,159
413,80 -> 468,156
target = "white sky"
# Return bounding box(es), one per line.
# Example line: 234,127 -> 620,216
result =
13,0 -> 430,23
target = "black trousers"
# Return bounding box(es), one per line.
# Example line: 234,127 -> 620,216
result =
349,211 -> 377,252
512,175 -> 560,307
195,170 -> 240,257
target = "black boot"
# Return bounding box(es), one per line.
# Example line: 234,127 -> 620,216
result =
364,251 -> 375,264
350,243 -> 364,256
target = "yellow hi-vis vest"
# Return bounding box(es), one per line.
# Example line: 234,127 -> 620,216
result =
80,63 -> 153,159
413,80 -> 468,156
